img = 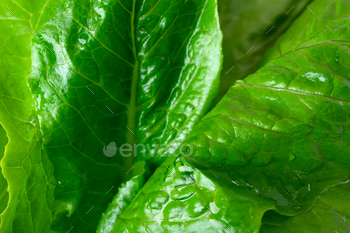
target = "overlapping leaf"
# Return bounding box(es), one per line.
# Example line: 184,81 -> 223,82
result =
0,0 -> 222,232
261,182 -> 350,232
112,0 -> 350,232
214,0 -> 312,104
97,161 -> 149,233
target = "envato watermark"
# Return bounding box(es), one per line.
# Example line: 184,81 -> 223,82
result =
103,141 -> 193,158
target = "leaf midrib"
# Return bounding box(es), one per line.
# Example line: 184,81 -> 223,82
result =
125,0 -> 138,177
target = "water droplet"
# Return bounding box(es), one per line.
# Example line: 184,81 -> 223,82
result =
209,202 -> 220,214
187,197 -> 207,218
163,201 -> 186,219
178,165 -> 193,173
170,186 -> 193,200
231,180 -> 239,186
149,202 -> 161,210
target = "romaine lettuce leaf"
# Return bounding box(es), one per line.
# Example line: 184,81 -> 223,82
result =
111,0 -> 350,231
97,161 -> 149,233
0,0 -> 222,232
2,0 -> 350,232
261,0 -> 350,64
215,0 -> 312,104
261,182 -> 350,232
0,1 -> 58,232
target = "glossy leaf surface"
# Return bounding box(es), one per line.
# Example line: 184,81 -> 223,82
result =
97,161 -> 149,233
261,182 -> 350,232
215,0 -> 312,104
0,1 -> 58,232
0,0 -> 222,232
261,0 -> 350,64
113,0 -> 350,231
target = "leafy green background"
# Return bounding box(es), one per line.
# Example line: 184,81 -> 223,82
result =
109,0 -> 350,232
1,0 -> 350,232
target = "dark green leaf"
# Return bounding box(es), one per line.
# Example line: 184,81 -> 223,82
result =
215,0 -> 312,104
0,0 -> 222,232
261,0 -> 350,64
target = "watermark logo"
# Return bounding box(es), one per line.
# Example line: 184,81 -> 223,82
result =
103,141 -> 117,157
103,142 -> 193,158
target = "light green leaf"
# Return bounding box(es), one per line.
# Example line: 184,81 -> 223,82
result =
112,157 -> 275,232
0,125 -> 9,221
0,1 -> 58,232
261,182 -> 350,233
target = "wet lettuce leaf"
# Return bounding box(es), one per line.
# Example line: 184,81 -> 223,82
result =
261,182 -> 350,232
0,1 -> 58,232
0,0 -> 222,232
214,0 -> 312,104
110,0 -> 350,232
97,161 -> 149,233
261,0 -> 350,65
1,0 -> 350,232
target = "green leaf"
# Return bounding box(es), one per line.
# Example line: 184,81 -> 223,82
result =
97,161 -> 149,233
215,0 -> 312,104
0,125 -> 9,220
112,157 -> 275,232
261,181 -> 350,232
0,1 -> 58,232
112,0 -> 350,231
0,0 -> 222,232
261,0 -> 350,64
